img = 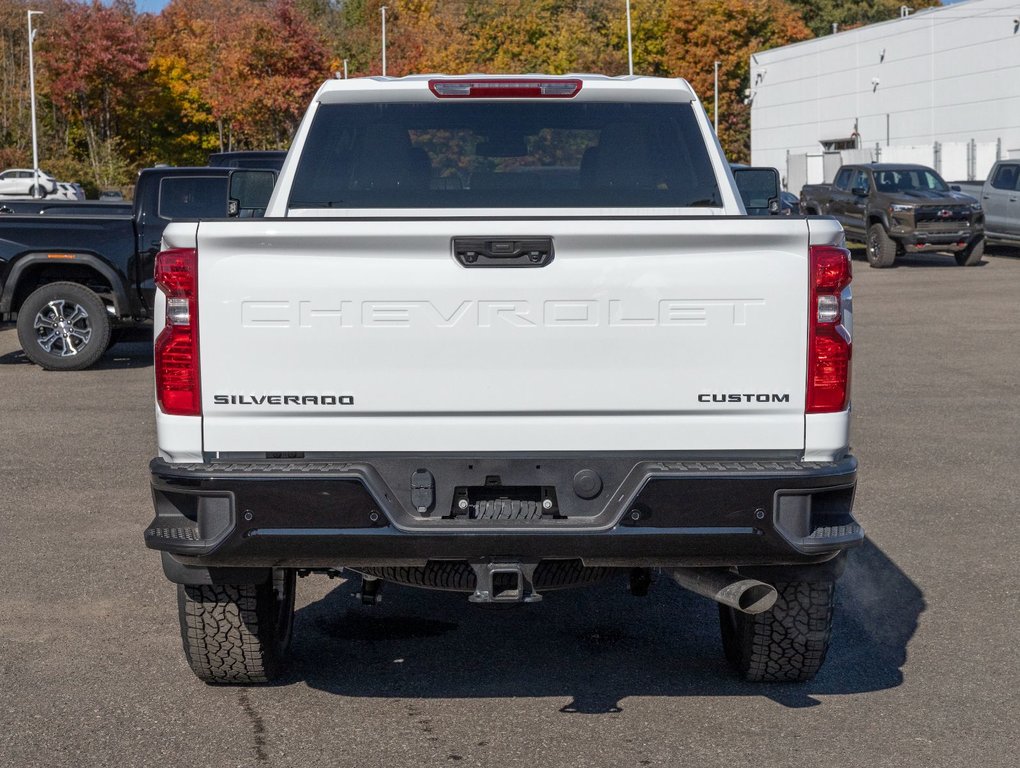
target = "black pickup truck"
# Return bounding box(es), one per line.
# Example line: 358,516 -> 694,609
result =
0,166 -> 274,370
0,200 -> 133,216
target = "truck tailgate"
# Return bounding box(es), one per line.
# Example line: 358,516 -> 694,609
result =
196,217 -> 810,454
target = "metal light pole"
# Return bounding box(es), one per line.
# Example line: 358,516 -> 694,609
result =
380,6 -> 387,76
27,10 -> 43,199
625,0 -> 634,76
343,59 -> 348,79
713,60 -> 720,134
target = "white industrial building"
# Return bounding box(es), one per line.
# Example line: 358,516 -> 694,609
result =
749,0 -> 1020,194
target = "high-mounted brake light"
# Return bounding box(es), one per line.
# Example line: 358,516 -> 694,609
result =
428,78 -> 582,99
807,245 -> 852,414
155,247 -> 200,416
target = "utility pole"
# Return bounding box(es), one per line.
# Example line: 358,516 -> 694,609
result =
380,6 -> 387,76
27,10 -> 43,199
625,0 -> 633,76
714,60 -> 720,134
343,59 -> 348,79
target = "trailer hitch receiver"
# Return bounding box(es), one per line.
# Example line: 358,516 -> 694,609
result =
468,562 -> 543,604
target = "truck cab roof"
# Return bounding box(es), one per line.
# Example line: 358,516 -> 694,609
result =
313,74 -> 698,104
847,163 -> 940,172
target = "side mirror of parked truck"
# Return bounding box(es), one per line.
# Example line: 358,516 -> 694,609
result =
0,166 -> 277,370
731,166 -> 781,216
227,170 -> 277,218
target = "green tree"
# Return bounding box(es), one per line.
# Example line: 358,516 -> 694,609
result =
788,0 -> 941,38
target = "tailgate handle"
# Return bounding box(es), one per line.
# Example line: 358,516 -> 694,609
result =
453,237 -> 554,268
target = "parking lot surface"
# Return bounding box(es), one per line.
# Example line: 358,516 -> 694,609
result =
1,250 -> 1017,768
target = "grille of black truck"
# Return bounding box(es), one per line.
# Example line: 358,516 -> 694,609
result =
915,205 -> 969,224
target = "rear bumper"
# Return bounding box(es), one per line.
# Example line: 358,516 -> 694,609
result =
146,455 -> 861,578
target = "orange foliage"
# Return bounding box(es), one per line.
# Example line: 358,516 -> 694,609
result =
663,0 -> 813,162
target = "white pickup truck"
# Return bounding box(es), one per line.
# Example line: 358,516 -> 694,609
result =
145,74 -> 860,685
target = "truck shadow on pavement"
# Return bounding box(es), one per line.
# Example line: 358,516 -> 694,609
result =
287,538 -> 923,711
0,338 -> 153,369
93,340 -> 154,369
846,245 -> 987,268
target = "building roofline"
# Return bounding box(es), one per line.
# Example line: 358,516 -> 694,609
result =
751,0 -> 982,63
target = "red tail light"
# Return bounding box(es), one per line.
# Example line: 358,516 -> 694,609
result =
428,78 -> 582,99
155,248 -> 200,416
807,245 -> 852,414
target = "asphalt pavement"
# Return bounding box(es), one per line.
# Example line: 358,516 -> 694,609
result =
1,248 -> 1017,768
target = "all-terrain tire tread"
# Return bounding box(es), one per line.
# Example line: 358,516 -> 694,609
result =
867,223 -> 897,268
722,580 -> 835,683
955,237 -> 984,266
178,583 -> 276,684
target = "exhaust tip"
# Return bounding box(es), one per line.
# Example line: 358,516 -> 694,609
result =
736,582 -> 778,614
669,568 -> 779,615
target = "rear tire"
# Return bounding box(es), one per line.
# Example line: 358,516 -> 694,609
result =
177,570 -> 296,684
866,223 -> 897,268
955,236 -> 984,266
16,281 -> 111,370
719,579 -> 835,682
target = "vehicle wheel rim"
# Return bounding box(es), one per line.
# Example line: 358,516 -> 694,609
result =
868,231 -> 879,261
33,299 -> 92,357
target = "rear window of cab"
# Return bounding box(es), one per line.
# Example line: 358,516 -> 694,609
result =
289,101 -> 721,209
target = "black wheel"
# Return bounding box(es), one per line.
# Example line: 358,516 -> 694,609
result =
16,281 -> 111,370
719,579 -> 835,682
28,184 -> 47,198
177,569 -> 296,684
955,236 -> 984,266
866,223 -> 897,268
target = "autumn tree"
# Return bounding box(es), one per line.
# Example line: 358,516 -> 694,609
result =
38,0 -> 148,187
6,0 -> 937,189
152,0 -> 330,152
662,0 -> 812,163
455,0 -> 625,76
0,0 -> 33,167
788,0 -> 941,38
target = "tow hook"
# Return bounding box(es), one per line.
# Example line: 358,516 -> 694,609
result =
468,562 -> 543,604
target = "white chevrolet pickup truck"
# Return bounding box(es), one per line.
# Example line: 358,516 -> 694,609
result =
145,74 -> 860,685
